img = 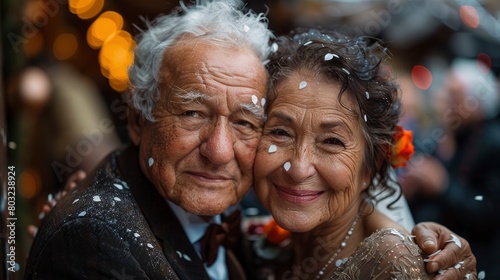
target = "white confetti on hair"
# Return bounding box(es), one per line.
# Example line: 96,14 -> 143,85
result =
324,53 -> 336,61
268,145 -> 277,153
364,114 -> 368,122
78,211 -> 87,217
304,41 -> 313,46
299,81 -> 307,90
251,95 -> 258,105
72,199 -> 79,204
271,42 -> 278,53
284,161 -> 291,171
243,24 -> 250,32
342,68 -> 350,75
148,157 -> 154,167
114,183 -> 123,190
114,197 -> 121,202
365,91 -> 370,99
261,98 -> 266,107
93,196 -> 101,202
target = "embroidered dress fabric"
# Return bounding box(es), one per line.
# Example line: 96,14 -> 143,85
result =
327,228 -> 432,280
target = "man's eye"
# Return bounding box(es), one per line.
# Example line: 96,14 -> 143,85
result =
181,111 -> 200,117
236,120 -> 253,128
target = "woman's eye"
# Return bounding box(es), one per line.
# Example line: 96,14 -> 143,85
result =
324,137 -> 345,147
236,120 -> 254,128
270,128 -> 290,137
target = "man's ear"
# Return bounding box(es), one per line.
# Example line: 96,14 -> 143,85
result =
128,108 -> 144,146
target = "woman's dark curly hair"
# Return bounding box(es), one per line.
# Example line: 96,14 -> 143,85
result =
266,28 -> 403,206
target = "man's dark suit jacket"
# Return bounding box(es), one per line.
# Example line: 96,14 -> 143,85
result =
24,145 -> 246,279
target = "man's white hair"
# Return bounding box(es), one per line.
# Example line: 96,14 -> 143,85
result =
128,0 -> 273,121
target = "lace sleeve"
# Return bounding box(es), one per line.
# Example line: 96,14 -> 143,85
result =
331,228 -> 433,280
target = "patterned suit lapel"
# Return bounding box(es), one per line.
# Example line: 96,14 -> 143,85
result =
118,145 -> 210,280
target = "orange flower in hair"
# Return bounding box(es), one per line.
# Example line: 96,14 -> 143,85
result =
390,125 -> 415,168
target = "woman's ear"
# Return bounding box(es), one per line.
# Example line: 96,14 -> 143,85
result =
128,108 -> 144,146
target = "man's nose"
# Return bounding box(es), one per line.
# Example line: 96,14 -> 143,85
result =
200,120 -> 235,165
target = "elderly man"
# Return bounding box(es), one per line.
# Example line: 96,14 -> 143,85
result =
25,1 -> 476,279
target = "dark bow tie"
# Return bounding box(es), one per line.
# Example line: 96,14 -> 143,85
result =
199,209 -> 242,266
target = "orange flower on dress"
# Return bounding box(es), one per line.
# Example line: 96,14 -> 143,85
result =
390,125 -> 415,168
262,219 -> 291,245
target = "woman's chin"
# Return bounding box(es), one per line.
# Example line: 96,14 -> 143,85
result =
272,212 -> 318,233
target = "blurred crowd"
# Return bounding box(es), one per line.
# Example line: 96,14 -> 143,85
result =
1,0 -> 499,278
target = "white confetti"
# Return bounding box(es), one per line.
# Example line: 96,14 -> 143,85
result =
183,254 -> 192,261
72,198 -> 79,204
93,196 -> 101,202
478,271 -> 485,279
268,145 -> 277,153
176,251 -> 183,258
114,183 -> 123,190
261,98 -> 266,107
364,114 -> 368,122
284,162 -> 291,171
243,24 -> 250,32
474,195 -> 483,201
114,197 -> 121,202
38,212 -> 45,220
299,81 -> 307,90
78,211 -> 87,217
134,232 -> 140,238
304,40 -> 313,46
251,95 -> 258,105
335,259 -> 343,267
126,229 -> 131,232
147,243 -> 154,248
342,68 -> 350,75
324,53 -> 335,61
148,157 -> 154,167
365,91 -> 370,99
48,193 -> 53,202
271,42 -> 278,53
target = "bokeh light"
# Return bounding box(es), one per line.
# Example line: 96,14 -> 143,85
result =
69,0 -> 104,20
411,65 -> 433,90
477,53 -> 492,74
18,168 -> 42,199
53,33 -> 78,60
99,30 -> 135,92
87,11 -> 124,49
460,5 -> 480,29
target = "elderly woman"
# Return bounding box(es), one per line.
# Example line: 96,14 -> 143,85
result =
253,29 -> 471,279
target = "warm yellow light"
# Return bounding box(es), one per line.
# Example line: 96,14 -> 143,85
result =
53,33 -> 78,60
87,11 -> 124,48
71,0 -> 104,20
109,78 -> 129,92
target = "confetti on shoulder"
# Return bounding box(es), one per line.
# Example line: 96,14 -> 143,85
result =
147,243 -> 154,249
78,211 -> 87,217
299,81 -> 307,90
114,183 -> 123,190
134,232 -> 140,238
72,198 -> 80,204
93,195 -> 101,202
114,197 -> 121,202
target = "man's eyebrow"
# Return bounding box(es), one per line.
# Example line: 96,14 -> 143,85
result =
240,102 -> 265,120
170,89 -> 212,104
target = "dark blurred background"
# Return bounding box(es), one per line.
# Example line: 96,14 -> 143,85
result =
1,0 -> 499,279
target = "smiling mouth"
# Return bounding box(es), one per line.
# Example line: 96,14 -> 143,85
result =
274,185 -> 324,203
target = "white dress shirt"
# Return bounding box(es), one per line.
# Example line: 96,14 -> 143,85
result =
167,201 -> 229,280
